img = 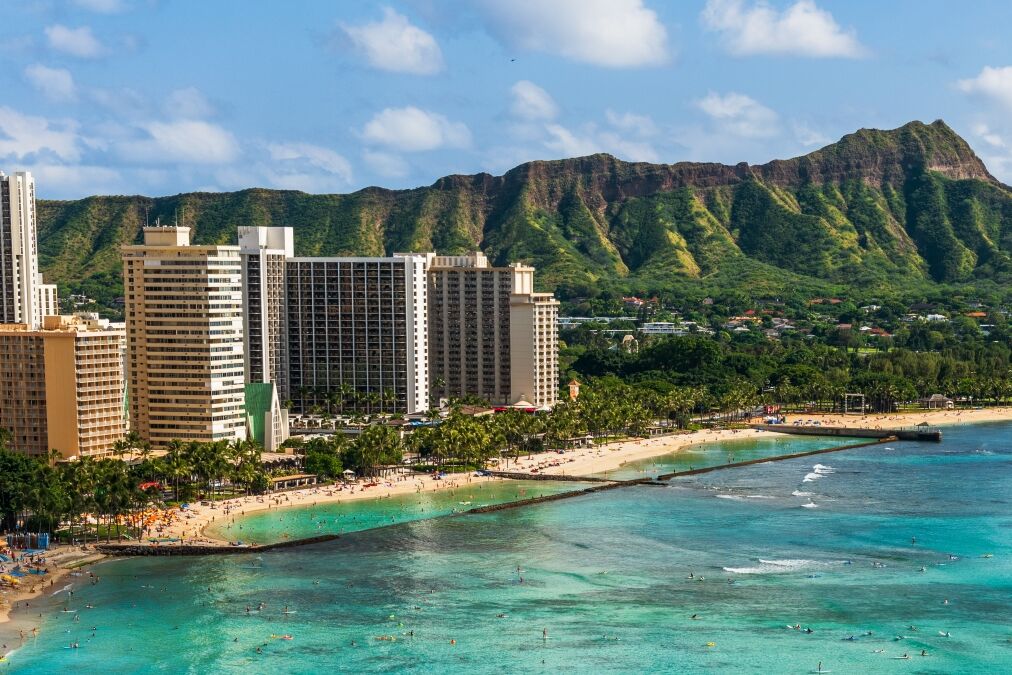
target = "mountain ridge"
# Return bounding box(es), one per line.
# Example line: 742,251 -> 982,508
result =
35,120 -> 1012,305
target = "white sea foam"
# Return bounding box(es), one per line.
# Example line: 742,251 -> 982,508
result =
803,473 -> 821,482
801,501 -> 819,508
813,464 -> 834,474
723,559 -> 817,575
715,494 -> 744,501
745,495 -> 777,499
791,490 -> 812,497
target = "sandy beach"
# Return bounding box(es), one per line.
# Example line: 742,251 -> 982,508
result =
0,547 -> 105,657
3,404 -> 1010,657
161,405 -> 1012,546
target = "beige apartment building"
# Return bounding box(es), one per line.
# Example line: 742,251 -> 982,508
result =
428,252 -> 559,408
0,315 -> 126,459
122,226 -> 247,447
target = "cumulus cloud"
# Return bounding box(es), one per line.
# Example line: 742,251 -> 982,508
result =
24,64 -> 77,102
165,87 -> 216,119
45,24 -> 105,58
479,0 -> 668,68
793,121 -> 830,147
120,120 -> 239,164
72,0 -> 128,12
510,81 -> 558,120
957,66 -> 1012,110
543,123 -> 659,162
972,122 -> 1006,149
26,164 -> 124,196
605,109 -> 657,136
363,150 -> 410,178
268,142 -> 353,183
696,91 -> 779,138
340,8 -> 443,75
702,0 -> 866,58
361,106 -> 470,151
0,106 -> 81,161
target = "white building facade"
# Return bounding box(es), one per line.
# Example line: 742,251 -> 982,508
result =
0,171 -> 41,328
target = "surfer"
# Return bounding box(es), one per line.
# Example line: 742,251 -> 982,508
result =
543,628 -> 548,640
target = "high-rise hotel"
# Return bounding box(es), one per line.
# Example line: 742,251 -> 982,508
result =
428,252 -> 559,408
1,170 -> 57,328
285,253 -> 431,415
238,227 -> 558,414
122,226 -> 247,447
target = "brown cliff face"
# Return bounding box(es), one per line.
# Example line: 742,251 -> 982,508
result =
36,120 -> 1012,306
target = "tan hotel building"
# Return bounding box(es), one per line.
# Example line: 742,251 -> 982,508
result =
123,226 -> 247,447
428,252 -> 559,408
0,315 -> 126,459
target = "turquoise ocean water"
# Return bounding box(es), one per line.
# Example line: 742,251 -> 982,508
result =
3,424 -> 1010,673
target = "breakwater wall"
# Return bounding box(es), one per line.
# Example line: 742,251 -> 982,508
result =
754,424 -> 940,442
465,479 -> 658,514
487,470 -> 615,483
94,534 -> 341,556
656,437 -> 894,480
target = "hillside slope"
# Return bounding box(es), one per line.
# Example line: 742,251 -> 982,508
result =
36,120 -> 1012,303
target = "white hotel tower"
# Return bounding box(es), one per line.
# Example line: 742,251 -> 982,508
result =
1,171 -> 44,327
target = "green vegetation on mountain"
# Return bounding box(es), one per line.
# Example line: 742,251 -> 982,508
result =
35,120 -> 1012,307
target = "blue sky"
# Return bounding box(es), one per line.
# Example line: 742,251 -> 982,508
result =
3,0 -> 1012,199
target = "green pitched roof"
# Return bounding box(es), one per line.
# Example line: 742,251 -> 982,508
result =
245,382 -> 275,446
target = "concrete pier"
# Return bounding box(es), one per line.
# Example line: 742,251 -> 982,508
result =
753,423 -> 941,442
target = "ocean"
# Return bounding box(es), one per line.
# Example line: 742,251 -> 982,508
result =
3,423 -> 1010,673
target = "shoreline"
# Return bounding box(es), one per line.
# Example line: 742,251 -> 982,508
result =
3,406 -> 1009,657
183,405 -> 1012,546
0,547 -> 106,658
184,406 -> 1012,546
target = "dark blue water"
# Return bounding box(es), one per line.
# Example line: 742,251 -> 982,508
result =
4,423 -> 1011,673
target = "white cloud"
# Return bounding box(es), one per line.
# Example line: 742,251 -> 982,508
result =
479,0 -> 668,68
26,164 -> 124,197
957,66 -> 1012,110
24,64 -> 77,102
268,142 -> 353,183
45,24 -> 105,58
341,8 -> 443,75
0,106 -> 81,161
363,150 -> 410,178
165,88 -> 215,119
702,0 -> 866,58
605,109 -> 657,136
972,123 -> 1006,149
544,124 -> 600,157
793,121 -> 830,146
510,81 -> 558,120
543,123 -> 659,162
361,106 -> 470,152
72,0 -> 127,13
696,91 -> 778,138
120,120 -> 239,164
